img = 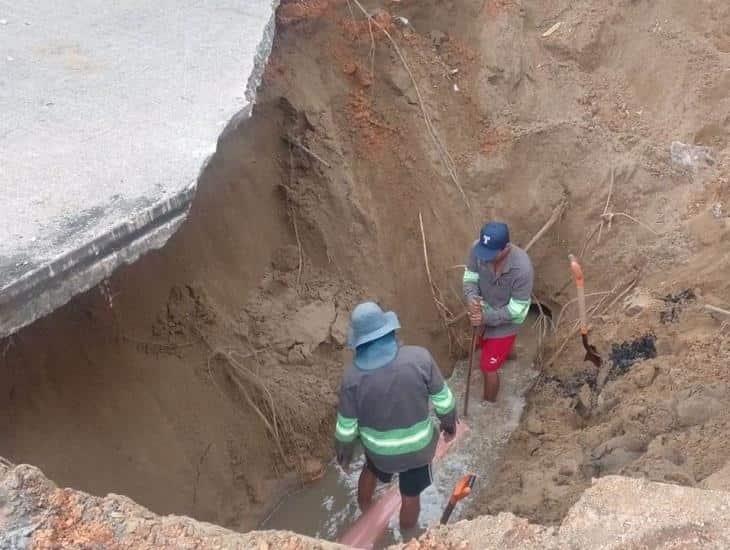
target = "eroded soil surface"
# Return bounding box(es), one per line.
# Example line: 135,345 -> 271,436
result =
1,0 -> 729,535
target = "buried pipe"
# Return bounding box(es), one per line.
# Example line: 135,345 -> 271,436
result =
338,422 -> 470,549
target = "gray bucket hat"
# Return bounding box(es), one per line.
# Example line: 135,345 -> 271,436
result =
347,301 -> 401,349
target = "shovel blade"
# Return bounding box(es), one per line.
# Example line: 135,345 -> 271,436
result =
584,349 -> 602,367
581,334 -> 603,367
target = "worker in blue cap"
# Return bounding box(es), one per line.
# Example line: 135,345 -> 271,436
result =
463,222 -> 534,402
334,301 -> 457,530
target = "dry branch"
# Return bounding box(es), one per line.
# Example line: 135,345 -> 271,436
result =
602,276 -> 638,312
284,135 -> 332,168
206,349 -> 293,467
288,145 -> 305,287
603,212 -> 659,235
596,165 -> 658,245
367,17 -> 376,93
531,293 -> 553,367
193,324 -> 294,468
553,291 -> 611,337
705,304 -> 730,317
291,208 -> 304,287
419,212 -> 461,354
524,199 -> 568,251
579,222 -> 602,258
597,167 -> 615,244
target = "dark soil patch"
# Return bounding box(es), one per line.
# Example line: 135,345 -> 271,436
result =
609,334 -> 657,372
660,289 -> 696,324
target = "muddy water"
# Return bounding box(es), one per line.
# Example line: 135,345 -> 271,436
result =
262,315 -> 539,547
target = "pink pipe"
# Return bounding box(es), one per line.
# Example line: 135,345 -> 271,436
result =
338,422 -> 470,549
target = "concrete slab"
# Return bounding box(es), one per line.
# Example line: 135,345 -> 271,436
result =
0,0 -> 279,337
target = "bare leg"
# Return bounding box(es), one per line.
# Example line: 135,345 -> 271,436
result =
358,466 -> 377,512
400,495 -> 420,530
483,371 -> 500,402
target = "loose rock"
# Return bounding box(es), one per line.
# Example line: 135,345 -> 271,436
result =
387,66 -> 419,105
631,362 -> 657,388
286,301 -> 336,354
670,141 -> 715,171
428,29 -> 448,47
700,462 -> 730,491
593,434 -> 647,460
675,394 -> 722,427
330,310 -> 349,347
623,290 -> 655,317
302,459 -> 325,482
593,448 -> 642,474
526,416 -> 546,435
576,384 -> 593,415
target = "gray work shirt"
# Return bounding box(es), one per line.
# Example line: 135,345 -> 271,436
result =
335,345 -> 455,473
463,243 -> 534,338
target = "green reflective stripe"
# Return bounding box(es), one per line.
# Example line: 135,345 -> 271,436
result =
430,384 -> 455,415
360,419 -> 435,456
335,414 -> 359,442
463,270 -> 479,284
507,297 -> 531,324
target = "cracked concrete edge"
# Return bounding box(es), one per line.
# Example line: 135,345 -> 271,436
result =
0,183 -> 195,338
0,2 -> 282,340
246,1 -> 282,109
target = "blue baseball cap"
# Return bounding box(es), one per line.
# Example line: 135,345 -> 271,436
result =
474,222 -> 510,261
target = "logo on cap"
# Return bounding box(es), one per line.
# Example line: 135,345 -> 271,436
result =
475,221 -> 510,261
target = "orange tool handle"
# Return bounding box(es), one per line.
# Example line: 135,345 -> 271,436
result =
568,254 -> 589,335
448,474 -> 477,505
568,254 -> 585,288
440,473 -> 477,525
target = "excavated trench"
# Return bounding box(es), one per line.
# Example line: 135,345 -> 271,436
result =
3,0 -> 730,544
0,6 -> 567,532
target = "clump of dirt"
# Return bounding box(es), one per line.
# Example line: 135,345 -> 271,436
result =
277,0 -> 333,26
659,289 -> 696,324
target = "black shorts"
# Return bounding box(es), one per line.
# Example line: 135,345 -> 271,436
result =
365,457 -> 432,497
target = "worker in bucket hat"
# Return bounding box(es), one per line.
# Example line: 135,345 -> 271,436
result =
334,301 -> 457,530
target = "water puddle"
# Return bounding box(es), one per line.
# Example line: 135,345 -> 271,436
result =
262,315 -> 539,547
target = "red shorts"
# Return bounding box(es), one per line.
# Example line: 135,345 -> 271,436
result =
479,335 -> 517,373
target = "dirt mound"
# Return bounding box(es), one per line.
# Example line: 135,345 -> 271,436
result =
7,457 -> 730,550
0,460 -> 343,549
398,476 -> 730,549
